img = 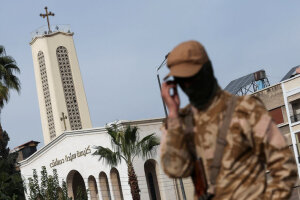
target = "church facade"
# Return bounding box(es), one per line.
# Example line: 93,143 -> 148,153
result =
21,17 -> 194,200
20,118 -> 194,200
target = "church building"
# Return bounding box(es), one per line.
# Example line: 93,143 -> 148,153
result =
20,7 -> 194,200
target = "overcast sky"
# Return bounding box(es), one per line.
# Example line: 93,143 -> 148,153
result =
1,1 -> 300,148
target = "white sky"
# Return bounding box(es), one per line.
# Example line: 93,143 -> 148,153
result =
1,1 -> 300,148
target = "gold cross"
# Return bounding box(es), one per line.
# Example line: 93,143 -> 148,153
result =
40,7 -> 55,33
60,112 -> 68,131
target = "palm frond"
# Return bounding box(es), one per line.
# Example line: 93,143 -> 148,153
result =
0,46 -> 21,107
96,123 -> 160,168
3,62 -> 20,74
92,146 -> 121,167
0,56 -> 16,66
0,46 -> 4,56
137,133 -> 160,159
3,74 -> 21,93
106,123 -> 123,153
124,125 -> 138,145
124,125 -> 139,156
0,64 -> 7,75
0,84 -> 9,108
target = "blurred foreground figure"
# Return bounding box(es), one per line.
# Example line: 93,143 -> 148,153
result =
160,40 -> 297,200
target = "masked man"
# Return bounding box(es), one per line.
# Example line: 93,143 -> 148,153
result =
160,40 -> 297,200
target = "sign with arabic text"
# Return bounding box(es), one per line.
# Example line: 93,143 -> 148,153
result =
49,145 -> 92,168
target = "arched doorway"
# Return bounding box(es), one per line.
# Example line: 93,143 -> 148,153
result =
99,171 -> 111,200
110,168 -> 124,200
67,170 -> 88,200
144,159 -> 161,200
88,175 -> 99,200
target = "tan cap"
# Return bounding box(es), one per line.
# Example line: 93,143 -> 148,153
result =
164,40 -> 209,80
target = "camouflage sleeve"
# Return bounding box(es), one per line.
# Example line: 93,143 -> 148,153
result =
249,97 -> 297,199
160,117 -> 194,178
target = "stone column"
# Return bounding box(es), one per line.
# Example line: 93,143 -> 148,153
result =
85,179 -> 91,200
96,178 -> 103,200
107,177 -> 115,200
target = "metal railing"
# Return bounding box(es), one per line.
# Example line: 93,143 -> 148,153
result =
290,114 -> 300,123
31,24 -> 72,40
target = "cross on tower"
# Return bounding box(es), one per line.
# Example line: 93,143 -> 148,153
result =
60,112 -> 68,131
40,7 -> 55,33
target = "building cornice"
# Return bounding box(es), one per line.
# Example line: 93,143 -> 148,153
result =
19,127 -> 106,168
19,117 -> 164,168
281,74 -> 300,83
251,74 -> 300,96
122,117 -> 164,126
251,82 -> 281,95
29,31 -> 74,46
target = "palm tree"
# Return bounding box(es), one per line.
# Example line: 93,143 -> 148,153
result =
0,45 -> 20,140
93,123 -> 160,200
0,46 -> 23,199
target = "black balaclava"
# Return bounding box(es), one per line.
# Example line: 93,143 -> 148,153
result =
174,61 -> 218,110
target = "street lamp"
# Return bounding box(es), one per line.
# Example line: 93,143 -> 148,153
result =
156,54 -> 187,200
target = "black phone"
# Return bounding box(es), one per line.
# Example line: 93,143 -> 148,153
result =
165,79 -> 178,96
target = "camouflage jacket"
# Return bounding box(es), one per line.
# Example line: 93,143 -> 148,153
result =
160,90 -> 297,200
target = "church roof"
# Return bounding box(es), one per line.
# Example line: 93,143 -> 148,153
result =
14,140 -> 40,150
10,140 -> 40,153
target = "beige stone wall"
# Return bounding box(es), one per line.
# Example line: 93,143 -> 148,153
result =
284,77 -> 300,92
292,124 -> 300,133
253,84 -> 284,110
288,93 -> 300,102
281,126 -> 291,135
88,176 -> 99,200
99,172 -> 111,200
282,106 -> 288,123
30,32 -> 92,145
110,168 -> 123,200
31,38 -> 52,144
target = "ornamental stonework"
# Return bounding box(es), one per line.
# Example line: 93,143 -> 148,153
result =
38,51 -> 56,139
56,46 -> 82,130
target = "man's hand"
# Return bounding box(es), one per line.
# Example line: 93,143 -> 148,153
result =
161,81 -> 180,118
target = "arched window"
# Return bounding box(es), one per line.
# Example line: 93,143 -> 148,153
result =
38,51 -> 56,139
88,175 -> 99,200
99,172 -> 111,200
66,170 -> 87,200
110,168 -> 124,200
144,159 -> 161,200
56,46 -> 82,130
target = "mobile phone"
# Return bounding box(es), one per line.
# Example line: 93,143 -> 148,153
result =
165,79 -> 177,96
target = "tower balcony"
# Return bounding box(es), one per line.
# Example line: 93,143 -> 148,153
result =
31,24 -> 72,40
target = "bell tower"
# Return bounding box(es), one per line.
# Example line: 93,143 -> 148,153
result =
30,7 -> 92,145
